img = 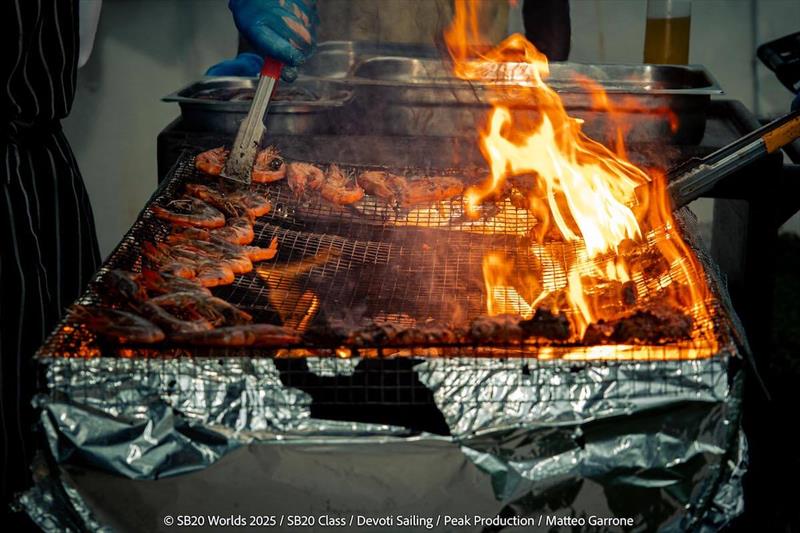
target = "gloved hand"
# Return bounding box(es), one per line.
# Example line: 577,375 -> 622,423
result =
793,93 -> 800,112
206,52 -> 265,77
220,0 -> 318,82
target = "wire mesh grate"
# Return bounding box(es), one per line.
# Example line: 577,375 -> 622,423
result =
38,150 -> 736,361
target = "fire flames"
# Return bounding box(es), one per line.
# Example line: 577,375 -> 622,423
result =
444,0 -> 717,356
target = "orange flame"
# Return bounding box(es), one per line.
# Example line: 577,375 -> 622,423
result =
446,1 -> 717,352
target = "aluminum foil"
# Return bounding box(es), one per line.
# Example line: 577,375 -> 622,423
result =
417,354 -> 745,531
22,351 -> 745,532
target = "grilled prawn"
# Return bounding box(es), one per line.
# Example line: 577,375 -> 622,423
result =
169,216 -> 255,246
212,216 -> 255,245
184,183 -> 271,219
98,269 -> 148,305
194,146 -> 229,176
243,237 -> 278,262
399,176 -> 464,207
72,305 -> 165,344
151,196 -> 225,228
172,324 -> 300,347
194,145 -> 286,182
167,226 -> 211,244
357,171 -> 407,204
142,242 -> 236,287
320,164 -> 364,205
184,183 -> 244,218
170,241 -> 253,275
142,242 -> 197,279
287,162 -> 325,197
149,292 -> 252,328
252,146 -> 286,183
194,265 -> 236,287
139,269 -> 211,296
139,301 -> 214,335
235,190 -> 271,217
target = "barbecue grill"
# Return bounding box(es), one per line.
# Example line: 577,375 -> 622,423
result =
39,151 -> 732,361
22,44 -> 774,532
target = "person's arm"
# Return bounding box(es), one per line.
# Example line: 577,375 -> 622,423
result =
522,0 -> 571,61
207,0 -> 318,81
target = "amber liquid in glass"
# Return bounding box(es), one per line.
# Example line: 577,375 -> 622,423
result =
643,16 -> 691,64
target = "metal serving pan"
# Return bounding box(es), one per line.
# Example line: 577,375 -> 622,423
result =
162,76 -> 353,135
343,58 -> 722,143
351,57 -> 722,93
162,42 -> 439,135
297,40 -> 440,78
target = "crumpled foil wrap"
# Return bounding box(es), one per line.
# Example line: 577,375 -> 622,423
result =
22,352 -> 745,532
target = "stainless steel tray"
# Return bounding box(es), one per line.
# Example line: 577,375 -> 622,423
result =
343,58 -> 722,143
351,57 -> 722,94
297,40 -> 440,78
163,76 -> 353,110
162,76 -> 353,134
163,41 -> 723,143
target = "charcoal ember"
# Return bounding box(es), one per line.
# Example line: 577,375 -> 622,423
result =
536,289 -> 570,313
479,201 -> 503,219
621,281 -> 638,306
483,180 -> 512,203
519,308 -> 571,340
585,278 -> 638,311
508,173 -> 539,195
583,305 -> 693,345
98,269 -> 147,306
582,321 -> 615,345
468,314 -> 523,343
612,305 -> 693,344
302,319 -> 352,346
617,238 -> 638,256
529,218 -> 565,244
509,189 -> 529,210
629,249 -> 671,279
662,280 -> 694,309
583,278 -> 619,308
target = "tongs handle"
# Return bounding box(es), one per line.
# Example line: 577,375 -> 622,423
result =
260,56 -> 283,81
763,109 -> 800,153
665,108 -> 800,208
220,56 -> 283,186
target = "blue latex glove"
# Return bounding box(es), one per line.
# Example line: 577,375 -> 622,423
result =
224,0 -> 318,82
206,52 -> 265,77
793,92 -> 800,112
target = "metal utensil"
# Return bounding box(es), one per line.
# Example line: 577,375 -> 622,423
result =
221,57 -> 283,185
662,108 -> 800,208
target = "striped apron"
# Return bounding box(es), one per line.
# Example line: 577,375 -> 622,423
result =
1,0 -> 100,514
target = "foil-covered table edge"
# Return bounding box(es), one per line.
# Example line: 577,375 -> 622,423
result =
22,351 -> 744,532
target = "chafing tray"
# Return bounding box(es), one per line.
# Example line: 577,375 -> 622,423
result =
352,57 -> 722,93
343,58 -> 722,142
164,40 -> 723,143
162,76 -> 352,135
298,40 -> 440,78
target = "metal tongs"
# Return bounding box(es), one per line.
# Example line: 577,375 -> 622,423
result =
660,108 -> 800,209
220,57 -> 283,186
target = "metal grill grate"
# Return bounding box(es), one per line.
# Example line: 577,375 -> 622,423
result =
38,150 -> 734,361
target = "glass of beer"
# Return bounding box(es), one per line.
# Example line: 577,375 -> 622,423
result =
644,0 -> 692,64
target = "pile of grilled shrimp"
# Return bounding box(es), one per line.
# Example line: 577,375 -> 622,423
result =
72,145 -> 471,349
198,145 -> 467,208
71,146 -> 299,348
